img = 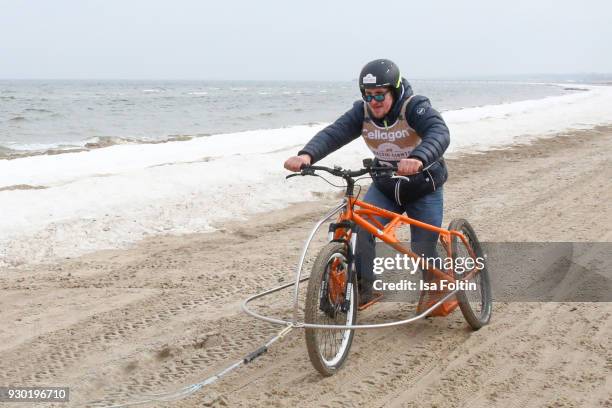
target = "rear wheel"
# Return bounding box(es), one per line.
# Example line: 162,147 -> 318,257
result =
304,242 -> 357,376
448,219 -> 492,329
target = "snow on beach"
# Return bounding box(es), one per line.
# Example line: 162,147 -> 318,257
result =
1,84 -> 611,266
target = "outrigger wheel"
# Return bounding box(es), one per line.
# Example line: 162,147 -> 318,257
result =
448,218 -> 493,329
304,242 -> 358,376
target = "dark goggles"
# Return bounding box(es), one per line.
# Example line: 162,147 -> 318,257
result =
363,91 -> 390,103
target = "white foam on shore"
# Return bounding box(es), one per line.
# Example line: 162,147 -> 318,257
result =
1,85 -> 611,266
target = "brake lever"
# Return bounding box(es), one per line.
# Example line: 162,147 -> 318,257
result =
391,164 -> 433,182
285,167 -> 316,179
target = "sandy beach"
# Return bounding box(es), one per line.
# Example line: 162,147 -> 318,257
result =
0,126 -> 611,407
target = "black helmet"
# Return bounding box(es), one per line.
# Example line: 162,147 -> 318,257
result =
359,59 -> 402,99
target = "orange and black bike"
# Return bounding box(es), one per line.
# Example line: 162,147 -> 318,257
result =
243,159 -> 492,377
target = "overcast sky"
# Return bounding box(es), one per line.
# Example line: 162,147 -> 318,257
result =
1,0 -> 610,80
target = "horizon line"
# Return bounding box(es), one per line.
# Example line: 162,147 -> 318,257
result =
1,73 -> 612,82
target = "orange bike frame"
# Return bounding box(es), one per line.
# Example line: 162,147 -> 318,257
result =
334,197 -> 479,283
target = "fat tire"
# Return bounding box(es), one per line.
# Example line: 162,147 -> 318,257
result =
304,242 -> 357,376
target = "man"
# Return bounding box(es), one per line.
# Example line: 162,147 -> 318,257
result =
284,59 -> 451,312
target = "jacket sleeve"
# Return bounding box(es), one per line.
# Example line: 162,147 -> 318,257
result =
405,96 -> 450,166
297,101 -> 364,163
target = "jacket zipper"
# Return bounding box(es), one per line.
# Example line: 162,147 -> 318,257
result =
426,169 -> 436,191
395,179 -> 402,205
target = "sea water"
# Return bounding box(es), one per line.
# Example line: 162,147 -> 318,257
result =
0,80 -> 610,266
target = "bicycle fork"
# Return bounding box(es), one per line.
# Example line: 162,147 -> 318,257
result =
327,221 -> 358,314
343,232 -> 358,313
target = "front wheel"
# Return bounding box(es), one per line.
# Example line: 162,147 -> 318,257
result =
304,242 -> 357,376
448,219 -> 492,329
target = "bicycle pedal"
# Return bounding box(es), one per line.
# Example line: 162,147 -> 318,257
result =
358,292 -> 383,311
416,292 -> 458,317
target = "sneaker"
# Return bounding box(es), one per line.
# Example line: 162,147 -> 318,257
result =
359,285 -> 375,307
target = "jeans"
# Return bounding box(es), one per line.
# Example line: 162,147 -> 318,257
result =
354,184 -> 444,284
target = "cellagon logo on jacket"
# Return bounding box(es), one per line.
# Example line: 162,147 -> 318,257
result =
361,97 -> 422,162
364,128 -> 410,142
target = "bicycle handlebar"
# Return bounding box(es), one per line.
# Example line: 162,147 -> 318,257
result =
285,163 -> 398,181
